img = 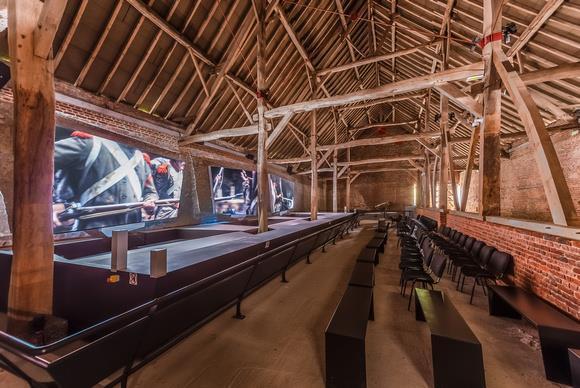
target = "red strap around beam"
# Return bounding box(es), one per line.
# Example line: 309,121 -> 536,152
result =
477,32 -> 502,49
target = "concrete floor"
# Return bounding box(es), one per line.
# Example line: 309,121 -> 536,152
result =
0,221 -> 565,387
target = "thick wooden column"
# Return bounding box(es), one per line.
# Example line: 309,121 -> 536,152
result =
7,0 -> 64,327
332,112 -> 338,212
479,0 -> 502,217
345,148 -> 351,211
310,73 -> 318,221
254,0 -> 268,232
439,96 -> 449,210
424,151 -> 431,207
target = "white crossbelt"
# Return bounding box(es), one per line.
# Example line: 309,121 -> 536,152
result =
79,140 -> 143,206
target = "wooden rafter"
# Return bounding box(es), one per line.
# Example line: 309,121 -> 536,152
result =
264,63 -> 484,118
494,53 -> 578,226
506,0 -> 564,58
33,0 -> 67,59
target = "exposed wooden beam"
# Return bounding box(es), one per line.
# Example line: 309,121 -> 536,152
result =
54,0 -> 88,68
125,0 -> 213,66
506,0 -> 564,58
180,125 -> 258,145
338,155 -> 425,167
348,120 -> 418,133
318,131 -> 442,152
75,0 -> 123,86
184,7 -> 255,135
266,113 -> 294,150
439,95 -> 450,211
318,41 -> 439,76
269,155 -> 310,164
338,93 -> 424,113
310,72 -> 318,221
435,83 -> 483,118
467,62 -> 580,97
8,0 -> 56,330
264,63 -> 484,118
479,0 -> 502,217
494,53 -> 578,226
254,0 -> 268,233
460,125 -> 480,211
225,78 -> 254,124
33,0 -> 67,59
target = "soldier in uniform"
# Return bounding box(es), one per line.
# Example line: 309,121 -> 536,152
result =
150,157 -> 184,219
52,130 -> 158,231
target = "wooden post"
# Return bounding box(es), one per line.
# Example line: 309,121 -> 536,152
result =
460,125 -> 480,211
424,151 -> 431,207
310,73 -> 318,221
332,111 -> 338,212
479,0 -> 502,217
345,148 -> 351,211
431,156 -> 438,207
253,0 -> 268,232
7,0 -> 63,330
439,97 -> 449,211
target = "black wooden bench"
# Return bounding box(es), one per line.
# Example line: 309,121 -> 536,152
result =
325,285 -> 373,388
569,348 -> 580,388
366,238 -> 383,264
415,288 -> 485,388
349,262 -> 375,321
357,248 -> 377,264
488,285 -> 580,385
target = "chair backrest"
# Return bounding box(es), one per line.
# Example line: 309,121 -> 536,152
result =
486,251 -> 513,278
443,227 -> 451,236
463,237 -> 475,252
476,245 -> 496,267
448,230 -> 457,240
453,232 -> 464,243
429,252 -> 447,279
457,234 -> 468,247
470,240 -> 484,258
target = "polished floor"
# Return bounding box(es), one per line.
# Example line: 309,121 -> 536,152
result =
0,220 -> 564,387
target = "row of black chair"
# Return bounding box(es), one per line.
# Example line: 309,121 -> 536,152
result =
432,226 -> 513,304
396,216 -> 513,305
0,215 -> 359,388
397,226 -> 448,310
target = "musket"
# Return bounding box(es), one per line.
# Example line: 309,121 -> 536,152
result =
57,199 -> 180,222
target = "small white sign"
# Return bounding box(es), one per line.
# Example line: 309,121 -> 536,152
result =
129,273 -> 138,286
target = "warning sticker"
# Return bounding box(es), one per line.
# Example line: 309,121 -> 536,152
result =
129,273 -> 138,286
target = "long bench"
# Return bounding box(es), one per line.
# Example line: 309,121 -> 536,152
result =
488,285 -> 580,385
415,288 -> 485,388
569,348 -> 580,388
0,215 -> 355,387
325,285 -> 373,388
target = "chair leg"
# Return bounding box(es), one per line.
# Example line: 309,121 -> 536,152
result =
469,278 -> 477,304
407,281 -> 416,311
460,275 -> 466,293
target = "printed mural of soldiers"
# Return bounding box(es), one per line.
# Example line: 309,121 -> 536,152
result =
150,157 -> 185,219
52,130 -> 158,231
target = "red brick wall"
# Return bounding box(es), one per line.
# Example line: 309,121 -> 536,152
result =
446,213 -> 580,320
458,131 -> 580,221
